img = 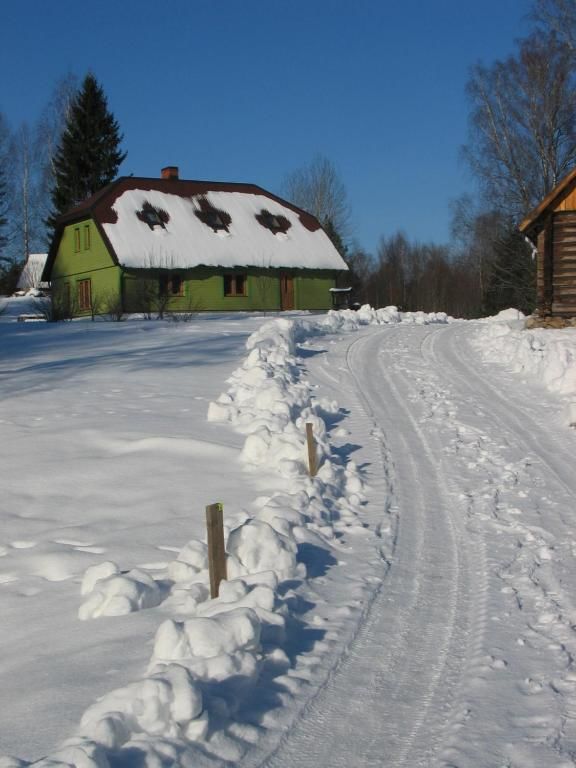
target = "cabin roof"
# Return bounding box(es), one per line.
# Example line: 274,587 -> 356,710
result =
520,166 -> 576,237
44,176 -> 348,279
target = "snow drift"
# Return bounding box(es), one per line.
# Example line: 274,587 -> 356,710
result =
474,311 -> 576,426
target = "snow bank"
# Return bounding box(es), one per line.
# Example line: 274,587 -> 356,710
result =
79,563 -> 163,620
481,308 -> 526,323
10,306 -> 451,767
473,315 -> 576,426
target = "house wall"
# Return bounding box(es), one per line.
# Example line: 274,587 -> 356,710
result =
50,220 -> 121,315
551,212 -> 576,316
49,221 -> 338,315
294,272 -> 335,310
554,188 -> 576,212
122,267 -> 336,313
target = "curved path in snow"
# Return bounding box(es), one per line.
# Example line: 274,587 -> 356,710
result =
256,322 -> 576,768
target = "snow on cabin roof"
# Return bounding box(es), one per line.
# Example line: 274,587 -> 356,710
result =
45,176 -> 349,276
103,188 -> 347,271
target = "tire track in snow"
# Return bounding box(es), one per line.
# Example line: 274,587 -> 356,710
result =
258,326 -> 478,768
423,324 -> 576,507
421,322 -> 576,764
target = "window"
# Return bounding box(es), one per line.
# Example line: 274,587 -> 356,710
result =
83,225 -> 91,250
256,209 -> 291,234
223,274 -> 247,297
263,213 -> 282,231
136,202 -> 169,229
205,210 -> 227,231
159,273 -> 184,296
78,279 -> 92,311
144,208 -> 163,227
194,198 -> 231,232
74,228 -> 81,252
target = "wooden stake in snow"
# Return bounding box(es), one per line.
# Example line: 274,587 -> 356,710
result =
306,422 -> 318,477
206,502 -> 227,598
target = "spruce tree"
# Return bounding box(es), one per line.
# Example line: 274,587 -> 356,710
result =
49,73 -> 126,228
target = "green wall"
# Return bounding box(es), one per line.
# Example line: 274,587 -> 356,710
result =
294,271 -> 336,310
51,219 -> 121,316
123,267 -> 337,313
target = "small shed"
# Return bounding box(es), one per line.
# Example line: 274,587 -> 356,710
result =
16,253 -> 49,293
520,168 -> 576,318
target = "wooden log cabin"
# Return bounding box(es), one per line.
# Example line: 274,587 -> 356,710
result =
520,167 -> 576,318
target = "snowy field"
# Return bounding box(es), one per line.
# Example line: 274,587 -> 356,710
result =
1,301 -> 576,767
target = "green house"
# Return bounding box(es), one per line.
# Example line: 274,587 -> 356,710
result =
42,167 -> 349,317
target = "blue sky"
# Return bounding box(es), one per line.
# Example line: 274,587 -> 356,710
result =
2,0 -> 532,255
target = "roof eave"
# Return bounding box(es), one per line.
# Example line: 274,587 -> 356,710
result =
520,167 -> 576,237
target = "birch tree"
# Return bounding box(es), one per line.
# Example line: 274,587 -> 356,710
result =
282,154 -> 350,240
463,31 -> 576,220
532,0 -> 576,57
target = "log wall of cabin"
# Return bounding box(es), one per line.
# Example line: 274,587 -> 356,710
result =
551,212 -> 576,316
535,217 -> 554,316
554,187 -> 576,212
536,228 -> 547,314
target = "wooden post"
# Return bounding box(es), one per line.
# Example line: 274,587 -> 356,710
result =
306,422 -> 318,477
206,503 -> 227,598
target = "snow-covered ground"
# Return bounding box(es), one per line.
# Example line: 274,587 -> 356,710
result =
2,303 -> 576,767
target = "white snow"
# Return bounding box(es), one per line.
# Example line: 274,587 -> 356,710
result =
473,313 -> 576,423
16,254 -> 48,292
2,302 -> 576,766
103,189 -> 348,271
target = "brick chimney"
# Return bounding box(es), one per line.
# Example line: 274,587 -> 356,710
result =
161,166 -> 179,180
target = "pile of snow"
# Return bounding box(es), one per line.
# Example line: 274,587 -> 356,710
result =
5,307 -> 453,766
474,312 -> 576,426
79,563 -> 163,620
481,308 -> 526,323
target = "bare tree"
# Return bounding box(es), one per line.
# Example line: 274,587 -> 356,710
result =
7,123 -> 41,260
450,195 -> 510,312
532,0 -> 576,57
345,243 -> 374,304
282,154 -> 351,239
34,74 -> 78,233
463,31 -> 576,220
374,232 -> 410,308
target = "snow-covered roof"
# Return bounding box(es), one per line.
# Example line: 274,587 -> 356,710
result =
46,176 -> 349,276
104,188 -> 346,271
17,253 -> 49,290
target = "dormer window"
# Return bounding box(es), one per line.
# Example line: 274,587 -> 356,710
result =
194,196 -> 232,233
144,208 -> 162,227
264,213 -> 282,230
136,202 -> 170,229
204,210 -> 227,231
256,209 -> 291,235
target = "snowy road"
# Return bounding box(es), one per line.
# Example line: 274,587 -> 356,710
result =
260,322 -> 576,768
